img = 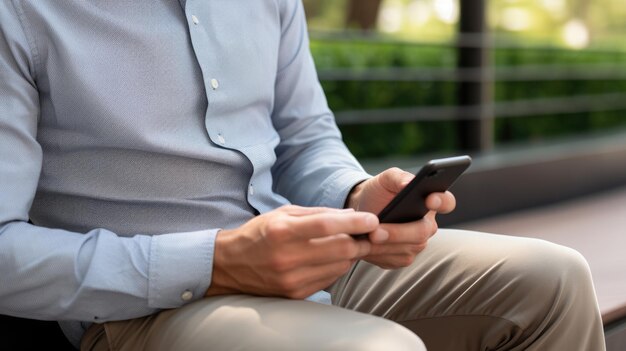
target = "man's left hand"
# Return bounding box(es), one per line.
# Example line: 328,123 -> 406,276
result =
346,167 -> 456,269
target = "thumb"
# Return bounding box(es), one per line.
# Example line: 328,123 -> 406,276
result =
377,167 -> 414,194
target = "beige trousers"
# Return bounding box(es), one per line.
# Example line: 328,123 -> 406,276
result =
81,230 -> 606,350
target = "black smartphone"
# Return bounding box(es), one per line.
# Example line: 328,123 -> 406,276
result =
354,155 -> 472,240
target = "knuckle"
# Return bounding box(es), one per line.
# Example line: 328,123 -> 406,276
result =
277,274 -> 299,292
398,255 -> 416,267
429,219 -> 439,234
286,289 -> 308,300
313,220 -> 333,235
337,241 -> 358,258
419,218 -> 438,236
408,243 -> 427,254
265,221 -> 290,240
280,204 -> 304,214
388,166 -> 403,175
268,255 -> 291,272
351,214 -> 375,229
281,204 -> 298,211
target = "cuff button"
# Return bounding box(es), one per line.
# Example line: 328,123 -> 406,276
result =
181,290 -> 194,301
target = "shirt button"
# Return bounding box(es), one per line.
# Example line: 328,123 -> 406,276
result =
249,184 -> 254,196
210,78 -> 219,90
181,290 -> 193,301
191,15 -> 199,25
217,134 -> 226,145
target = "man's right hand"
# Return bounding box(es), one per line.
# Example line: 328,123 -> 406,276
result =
205,205 -> 376,299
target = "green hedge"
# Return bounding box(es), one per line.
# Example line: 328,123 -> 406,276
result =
310,39 -> 626,158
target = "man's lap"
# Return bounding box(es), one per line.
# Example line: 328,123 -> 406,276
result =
81,294 -> 423,351
81,229 -> 603,350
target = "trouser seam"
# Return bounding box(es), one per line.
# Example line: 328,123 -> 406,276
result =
103,323 -> 117,351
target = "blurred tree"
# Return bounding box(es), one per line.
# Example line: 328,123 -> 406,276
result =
304,0 -> 625,49
303,1 -> 321,19
303,0 -> 347,30
345,0 -> 383,31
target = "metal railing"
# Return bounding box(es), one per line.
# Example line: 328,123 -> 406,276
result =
311,32 -> 626,153
330,93 -> 626,124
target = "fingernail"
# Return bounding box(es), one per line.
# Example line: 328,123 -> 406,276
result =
363,213 -> 378,227
373,228 -> 389,243
432,196 -> 442,209
339,208 -> 355,212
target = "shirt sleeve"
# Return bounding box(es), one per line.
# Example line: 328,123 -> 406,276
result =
0,4 -> 215,323
271,0 -> 372,209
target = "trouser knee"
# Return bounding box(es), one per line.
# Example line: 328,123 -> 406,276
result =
516,240 -> 592,297
335,318 -> 426,351
501,239 -> 596,323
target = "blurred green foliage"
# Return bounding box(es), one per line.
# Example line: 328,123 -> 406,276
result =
305,0 -> 626,50
310,39 -> 626,158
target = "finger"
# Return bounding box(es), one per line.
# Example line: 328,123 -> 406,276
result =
365,253 -> 421,269
280,205 -> 355,217
372,217 -> 438,244
268,234 -> 370,272
425,191 -> 456,214
303,234 -> 371,264
312,274 -> 347,296
288,274 -> 346,300
366,242 -> 427,256
280,260 -> 354,299
377,167 -> 415,193
367,227 -> 390,243
288,211 -> 379,239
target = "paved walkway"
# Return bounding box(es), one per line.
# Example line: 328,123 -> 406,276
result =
454,185 -> 626,324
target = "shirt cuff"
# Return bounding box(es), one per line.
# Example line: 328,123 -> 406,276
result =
147,229 -> 218,308
319,169 -> 372,209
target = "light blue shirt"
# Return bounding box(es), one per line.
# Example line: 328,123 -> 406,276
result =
0,0 -> 370,347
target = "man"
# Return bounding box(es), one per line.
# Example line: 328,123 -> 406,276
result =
0,1 -> 605,350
